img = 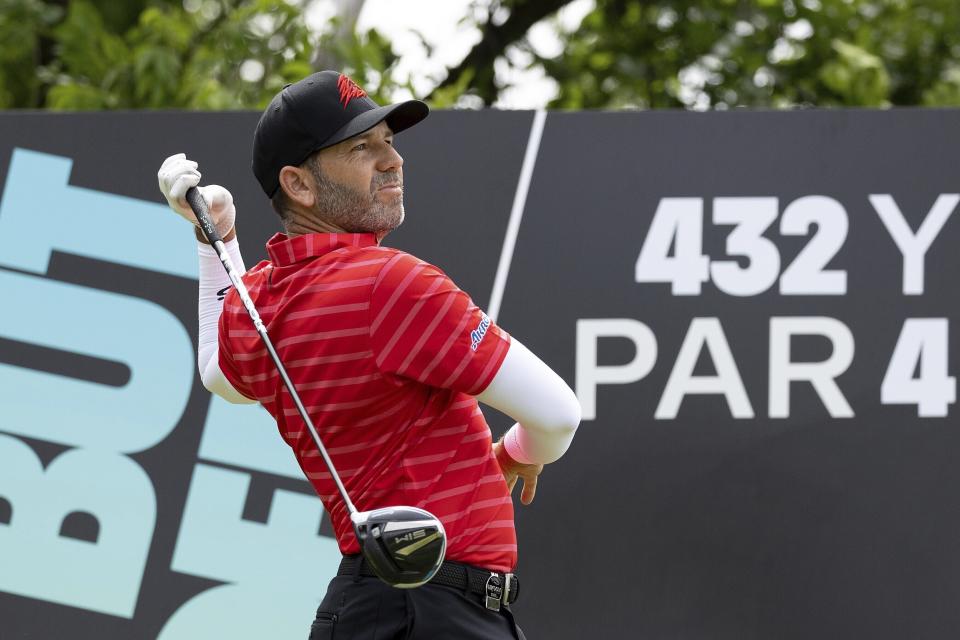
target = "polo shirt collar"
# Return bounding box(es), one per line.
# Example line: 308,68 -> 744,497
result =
265,233 -> 379,266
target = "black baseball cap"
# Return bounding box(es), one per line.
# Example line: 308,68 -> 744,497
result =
252,70 -> 429,197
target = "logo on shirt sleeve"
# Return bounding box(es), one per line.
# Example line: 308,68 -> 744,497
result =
470,313 -> 492,351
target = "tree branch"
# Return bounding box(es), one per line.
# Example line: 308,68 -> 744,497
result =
312,0 -> 367,71
427,0 -> 572,105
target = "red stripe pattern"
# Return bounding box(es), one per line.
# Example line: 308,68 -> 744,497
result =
218,233 -> 516,571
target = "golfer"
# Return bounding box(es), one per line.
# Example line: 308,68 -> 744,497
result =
158,71 -> 581,639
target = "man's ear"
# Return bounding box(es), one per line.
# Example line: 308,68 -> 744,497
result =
278,165 -> 315,209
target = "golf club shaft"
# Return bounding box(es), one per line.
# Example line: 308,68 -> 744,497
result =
185,186 -> 358,516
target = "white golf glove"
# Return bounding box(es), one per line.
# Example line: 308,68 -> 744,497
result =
158,153 -> 236,237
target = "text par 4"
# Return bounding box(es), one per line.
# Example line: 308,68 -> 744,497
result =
574,195 -> 958,421
576,318 -> 955,421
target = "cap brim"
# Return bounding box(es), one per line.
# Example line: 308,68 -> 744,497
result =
320,99 -> 429,150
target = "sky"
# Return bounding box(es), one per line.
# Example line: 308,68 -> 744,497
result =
306,0 -> 595,109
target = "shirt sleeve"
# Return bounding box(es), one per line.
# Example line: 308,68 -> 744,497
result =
476,338 -> 581,464
197,239 -> 256,404
369,252 -> 510,395
217,289 -> 258,401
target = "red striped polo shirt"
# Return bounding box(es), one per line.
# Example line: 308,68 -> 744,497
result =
217,232 -> 517,572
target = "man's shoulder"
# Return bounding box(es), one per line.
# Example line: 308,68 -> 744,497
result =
356,244 -> 418,262
219,259 -> 269,309
324,245 -> 433,281
234,259 -> 272,289
363,246 -> 450,285
245,259 -> 273,277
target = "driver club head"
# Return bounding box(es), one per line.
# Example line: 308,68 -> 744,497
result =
351,506 -> 447,589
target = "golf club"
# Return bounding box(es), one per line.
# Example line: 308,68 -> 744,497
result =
185,186 -> 447,589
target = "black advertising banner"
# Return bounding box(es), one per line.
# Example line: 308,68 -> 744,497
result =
0,109 -> 957,639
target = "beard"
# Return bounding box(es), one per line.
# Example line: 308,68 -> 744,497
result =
308,162 -> 404,236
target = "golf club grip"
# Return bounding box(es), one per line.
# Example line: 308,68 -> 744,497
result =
185,186 -> 222,244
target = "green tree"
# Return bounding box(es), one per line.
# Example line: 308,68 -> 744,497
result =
437,0 -> 960,109
4,0 -> 960,110
0,0 -> 401,109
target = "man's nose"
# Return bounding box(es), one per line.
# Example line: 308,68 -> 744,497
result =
377,144 -> 403,172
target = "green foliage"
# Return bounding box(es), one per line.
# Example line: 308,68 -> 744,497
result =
429,69 -> 477,108
923,64 -> 960,106
0,0 -> 63,108
540,0 -> 960,109
318,21 -> 409,106
819,40 -> 890,106
39,0 -> 319,110
4,0 -> 960,110
46,1 -> 131,108
0,0 -> 402,110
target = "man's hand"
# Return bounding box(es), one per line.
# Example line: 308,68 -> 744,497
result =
494,438 -> 544,505
158,153 -> 236,240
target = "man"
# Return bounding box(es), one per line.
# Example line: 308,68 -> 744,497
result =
158,71 -> 581,639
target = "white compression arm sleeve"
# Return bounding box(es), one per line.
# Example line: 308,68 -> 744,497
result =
197,239 -> 256,404
476,339 -> 581,464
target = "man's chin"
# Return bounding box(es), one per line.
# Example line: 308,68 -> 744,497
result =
384,204 -> 404,229
372,208 -> 404,241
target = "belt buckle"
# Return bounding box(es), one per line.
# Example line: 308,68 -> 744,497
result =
484,572 -> 504,611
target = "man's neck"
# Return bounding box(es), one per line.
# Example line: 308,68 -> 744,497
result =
282,213 -> 346,238
281,211 -> 387,244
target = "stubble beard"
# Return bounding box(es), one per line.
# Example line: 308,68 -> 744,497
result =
308,162 -> 404,236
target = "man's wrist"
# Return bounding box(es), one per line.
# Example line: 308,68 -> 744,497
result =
502,424 -> 534,465
494,436 -> 512,467
195,225 -> 236,244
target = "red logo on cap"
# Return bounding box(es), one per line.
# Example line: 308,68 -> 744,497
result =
337,74 -> 367,108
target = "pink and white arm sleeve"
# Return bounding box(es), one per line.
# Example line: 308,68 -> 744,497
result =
476,339 -> 581,464
197,239 -> 256,404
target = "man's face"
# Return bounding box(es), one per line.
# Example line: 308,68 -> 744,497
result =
308,121 -> 405,237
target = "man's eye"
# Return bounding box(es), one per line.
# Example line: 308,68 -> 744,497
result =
385,138 -> 394,146
353,143 -> 366,151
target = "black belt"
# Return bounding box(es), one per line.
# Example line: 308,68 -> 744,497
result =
338,555 -> 520,611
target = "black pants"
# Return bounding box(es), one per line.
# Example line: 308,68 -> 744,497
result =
308,574 -> 527,639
